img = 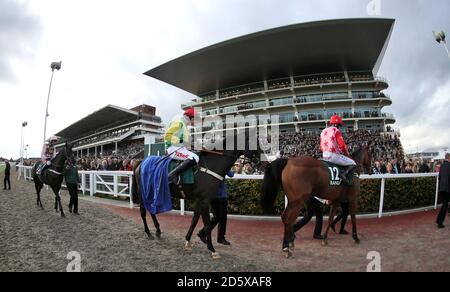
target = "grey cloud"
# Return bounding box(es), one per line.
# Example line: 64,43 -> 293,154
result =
0,0 -> 42,82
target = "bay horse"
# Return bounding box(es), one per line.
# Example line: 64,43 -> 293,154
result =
261,146 -> 371,258
132,131 -> 262,259
32,142 -> 74,217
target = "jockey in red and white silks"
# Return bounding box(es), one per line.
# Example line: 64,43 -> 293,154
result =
320,116 -> 356,167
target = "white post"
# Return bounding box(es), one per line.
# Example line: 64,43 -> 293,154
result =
90,173 -> 95,196
378,178 -> 386,218
129,174 -> 133,209
285,196 -> 288,208
435,175 -> 440,210
81,173 -> 86,195
180,199 -> 185,216
113,174 -> 118,197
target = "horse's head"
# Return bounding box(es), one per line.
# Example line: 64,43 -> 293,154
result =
352,144 -> 372,174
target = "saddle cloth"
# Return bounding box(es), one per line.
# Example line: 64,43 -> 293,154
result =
140,157 -> 194,215
320,160 -> 354,187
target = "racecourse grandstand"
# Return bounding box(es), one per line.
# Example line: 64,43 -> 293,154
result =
144,18 -> 411,174
55,104 -> 164,160
146,18 -> 396,134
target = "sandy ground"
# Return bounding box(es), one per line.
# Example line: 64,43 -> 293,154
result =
1,168 -> 450,272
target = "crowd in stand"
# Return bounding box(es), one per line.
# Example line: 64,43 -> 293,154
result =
230,129 -> 426,175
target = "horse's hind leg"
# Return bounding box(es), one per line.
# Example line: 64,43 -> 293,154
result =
349,200 -> 360,244
140,205 -> 154,240
150,213 -> 161,238
322,203 -> 338,246
199,203 -> 220,259
184,207 -> 201,251
281,199 -> 303,258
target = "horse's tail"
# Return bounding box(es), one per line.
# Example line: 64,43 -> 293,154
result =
261,158 -> 288,214
131,160 -> 143,205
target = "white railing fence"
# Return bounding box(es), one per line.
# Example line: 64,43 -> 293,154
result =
17,165 -> 134,209
16,165 -> 439,218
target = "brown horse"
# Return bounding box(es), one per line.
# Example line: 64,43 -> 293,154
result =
261,146 -> 371,258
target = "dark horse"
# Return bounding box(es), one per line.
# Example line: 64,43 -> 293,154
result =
261,146 -> 371,258
132,132 -> 262,259
32,142 -> 74,217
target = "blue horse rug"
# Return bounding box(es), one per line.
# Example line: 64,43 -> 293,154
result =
140,156 -> 173,215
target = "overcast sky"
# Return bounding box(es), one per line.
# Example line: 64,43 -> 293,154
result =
1,0 -> 449,159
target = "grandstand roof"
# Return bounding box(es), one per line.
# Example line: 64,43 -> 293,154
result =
144,18 -> 395,96
56,105 -> 140,140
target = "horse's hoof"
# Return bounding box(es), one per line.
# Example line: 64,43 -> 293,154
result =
211,252 -> 221,260
61,214 -> 66,218
322,239 -> 328,246
156,230 -> 161,239
283,248 -> 293,259
354,238 -> 361,244
184,241 -> 193,251
289,242 -> 295,251
146,233 -> 155,240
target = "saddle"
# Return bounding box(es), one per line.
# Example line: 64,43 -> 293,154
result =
321,161 -> 355,187
35,162 -> 51,185
168,160 -> 195,185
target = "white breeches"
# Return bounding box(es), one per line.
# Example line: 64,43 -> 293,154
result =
167,146 -> 199,163
323,152 -> 356,166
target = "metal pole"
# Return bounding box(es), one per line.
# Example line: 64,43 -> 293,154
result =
43,69 -> 55,143
20,126 -> 24,164
443,42 -> 450,59
378,178 -> 386,218
435,176 -> 440,209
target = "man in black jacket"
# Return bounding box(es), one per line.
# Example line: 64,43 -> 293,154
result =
436,153 -> 450,228
3,160 -> 11,190
293,196 -> 324,240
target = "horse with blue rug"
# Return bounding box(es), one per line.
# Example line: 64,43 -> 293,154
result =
133,109 -> 263,259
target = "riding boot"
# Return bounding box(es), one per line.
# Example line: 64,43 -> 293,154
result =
168,159 -> 196,185
339,165 -> 356,185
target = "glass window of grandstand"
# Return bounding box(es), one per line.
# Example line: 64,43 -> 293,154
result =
322,92 -> 349,100
219,82 -> 264,99
201,92 -> 217,101
221,105 -> 238,114
348,71 -> 373,82
202,109 -> 218,116
270,96 -> 293,107
352,91 -> 378,99
353,107 -> 381,118
293,72 -> 346,87
307,110 -> 324,121
238,100 -> 267,111
268,77 -> 291,90
325,108 -> 352,119
279,112 -> 296,123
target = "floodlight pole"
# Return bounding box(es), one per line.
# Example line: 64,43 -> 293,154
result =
43,62 -> 62,144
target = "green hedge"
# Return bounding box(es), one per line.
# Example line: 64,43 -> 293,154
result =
170,177 -> 437,216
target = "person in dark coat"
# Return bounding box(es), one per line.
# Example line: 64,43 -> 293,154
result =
3,160 -> 11,190
64,159 -> 81,214
331,202 -> 350,234
292,196 -> 324,240
436,153 -> 450,228
198,171 -> 234,245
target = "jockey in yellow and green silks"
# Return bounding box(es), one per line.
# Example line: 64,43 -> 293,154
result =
165,108 -> 199,184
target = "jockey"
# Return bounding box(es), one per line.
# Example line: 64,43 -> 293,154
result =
320,115 -> 357,184
38,136 -> 59,175
165,108 -> 199,185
